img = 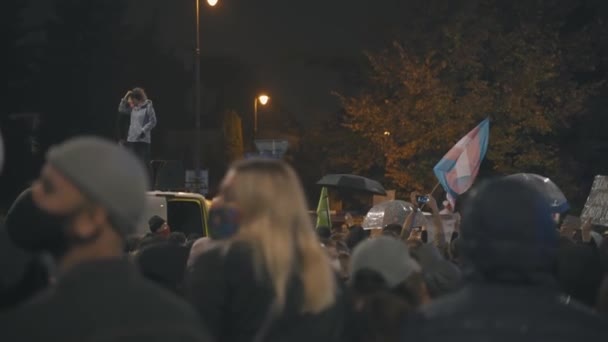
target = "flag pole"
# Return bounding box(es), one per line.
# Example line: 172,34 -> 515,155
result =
430,182 -> 441,195
325,191 -> 331,229
422,182 -> 442,209
402,182 -> 443,240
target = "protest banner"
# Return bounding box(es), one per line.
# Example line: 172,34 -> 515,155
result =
581,175 -> 608,226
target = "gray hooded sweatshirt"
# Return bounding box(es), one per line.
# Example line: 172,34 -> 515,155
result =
118,98 -> 157,144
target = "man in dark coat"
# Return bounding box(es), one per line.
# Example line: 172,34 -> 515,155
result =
0,137 -> 211,342
0,222 -> 49,311
0,129 -> 49,311
402,177 -> 608,342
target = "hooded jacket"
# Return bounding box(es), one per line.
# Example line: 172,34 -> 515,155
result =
118,98 -> 157,143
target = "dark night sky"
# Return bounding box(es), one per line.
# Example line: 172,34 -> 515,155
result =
143,0 -> 406,125
25,0 -> 407,125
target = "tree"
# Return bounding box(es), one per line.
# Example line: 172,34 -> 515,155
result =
293,110 -> 384,206
299,112 -> 381,174
222,110 -> 244,163
338,0 -> 602,194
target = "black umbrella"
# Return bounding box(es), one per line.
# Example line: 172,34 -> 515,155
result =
317,174 -> 387,196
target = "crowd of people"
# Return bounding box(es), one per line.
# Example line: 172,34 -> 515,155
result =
1,135 -> 608,342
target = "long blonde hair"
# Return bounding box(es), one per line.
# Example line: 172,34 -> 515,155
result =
227,159 -> 336,313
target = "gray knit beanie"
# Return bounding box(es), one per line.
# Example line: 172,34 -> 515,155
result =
46,136 -> 148,236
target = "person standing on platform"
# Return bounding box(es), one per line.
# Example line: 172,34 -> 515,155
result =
118,87 -> 157,179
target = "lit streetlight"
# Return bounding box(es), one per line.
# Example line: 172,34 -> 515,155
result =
193,0 -> 217,191
258,95 -> 269,106
254,94 -> 270,137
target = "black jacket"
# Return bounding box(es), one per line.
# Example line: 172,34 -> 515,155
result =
0,257 -> 212,342
186,241 -> 345,342
0,223 -> 48,311
402,282 -> 608,342
137,241 -> 191,296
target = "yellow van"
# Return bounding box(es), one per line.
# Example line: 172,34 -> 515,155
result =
137,191 -> 210,237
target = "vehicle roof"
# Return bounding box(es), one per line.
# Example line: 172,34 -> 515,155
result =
147,191 -> 211,208
148,190 -> 206,200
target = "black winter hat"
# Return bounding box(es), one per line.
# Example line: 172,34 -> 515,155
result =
148,215 -> 166,233
459,177 -> 558,276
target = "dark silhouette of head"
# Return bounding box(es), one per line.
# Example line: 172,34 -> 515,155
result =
383,223 -> 403,237
317,226 -> 331,240
459,177 -> 558,283
347,226 -> 371,250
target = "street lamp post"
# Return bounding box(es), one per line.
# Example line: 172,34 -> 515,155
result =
193,0 -> 217,192
253,94 -> 269,139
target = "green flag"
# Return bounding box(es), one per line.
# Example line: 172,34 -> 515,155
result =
316,187 -> 331,228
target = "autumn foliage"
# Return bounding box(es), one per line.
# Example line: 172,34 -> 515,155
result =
337,0 -> 603,193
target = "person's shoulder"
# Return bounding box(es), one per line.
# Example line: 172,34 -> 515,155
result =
189,240 -> 257,282
225,239 -> 254,256
555,295 -> 608,330
218,240 -> 257,272
189,240 -> 247,270
199,239 -> 252,261
82,284 -> 213,342
0,290 -> 55,340
418,286 -> 472,319
95,328 -> 213,342
134,277 -> 201,319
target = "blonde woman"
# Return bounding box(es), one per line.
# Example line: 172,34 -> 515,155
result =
186,159 -> 343,342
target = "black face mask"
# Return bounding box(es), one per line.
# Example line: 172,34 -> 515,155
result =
5,189 -> 70,258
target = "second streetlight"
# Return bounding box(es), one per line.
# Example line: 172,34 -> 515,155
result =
254,94 -> 270,138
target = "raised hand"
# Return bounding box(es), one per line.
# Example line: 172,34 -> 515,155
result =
427,194 -> 439,212
410,191 -> 420,210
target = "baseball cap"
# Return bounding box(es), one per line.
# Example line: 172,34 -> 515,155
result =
351,236 -> 421,288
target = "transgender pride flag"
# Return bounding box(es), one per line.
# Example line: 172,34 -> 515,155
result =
433,118 -> 490,199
